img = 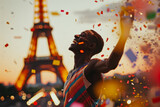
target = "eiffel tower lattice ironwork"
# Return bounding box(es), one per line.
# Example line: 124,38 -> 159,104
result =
15,0 -> 68,91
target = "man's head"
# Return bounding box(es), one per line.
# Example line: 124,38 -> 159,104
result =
69,29 -> 104,56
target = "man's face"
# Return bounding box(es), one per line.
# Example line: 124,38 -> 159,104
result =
69,31 -> 95,54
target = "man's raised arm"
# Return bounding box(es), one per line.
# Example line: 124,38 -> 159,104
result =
94,6 -> 134,73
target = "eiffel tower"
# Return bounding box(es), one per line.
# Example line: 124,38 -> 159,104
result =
15,0 -> 68,91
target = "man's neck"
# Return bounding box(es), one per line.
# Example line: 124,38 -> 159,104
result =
74,54 -> 91,69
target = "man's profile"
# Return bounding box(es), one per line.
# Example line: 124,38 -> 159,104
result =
63,4 -> 134,107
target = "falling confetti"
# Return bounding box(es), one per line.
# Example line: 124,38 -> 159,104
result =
5,43 -> 9,47
97,12 -> 100,15
101,54 -> 104,57
106,38 -> 109,42
66,12 -> 69,15
146,11 -> 156,20
107,8 -> 110,12
115,13 -> 118,17
31,28 -> 35,32
125,49 -> 137,63
98,23 -> 101,27
61,10 -> 64,12
6,21 -> 9,24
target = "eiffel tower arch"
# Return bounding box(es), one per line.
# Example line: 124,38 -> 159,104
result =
15,0 -> 68,91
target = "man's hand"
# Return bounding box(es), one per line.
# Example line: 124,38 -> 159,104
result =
120,5 -> 134,39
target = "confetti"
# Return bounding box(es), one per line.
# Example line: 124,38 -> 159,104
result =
115,14 -> 118,17
113,27 -> 117,29
14,36 -> 21,39
107,48 -> 109,50
125,49 -> 137,63
61,10 -> 64,12
143,24 -> 147,28
31,28 -> 35,32
101,11 -> 103,14
106,38 -> 109,42
95,0 -> 98,3
6,21 -> 9,24
97,12 -> 100,15
51,12 -> 59,15
5,43 -> 9,47
98,23 -> 101,27
140,27 -> 142,31
66,12 -> 69,15
155,90 -> 160,96
93,24 -> 95,28
101,54 -> 104,57
107,8 -> 110,12
146,11 -> 156,20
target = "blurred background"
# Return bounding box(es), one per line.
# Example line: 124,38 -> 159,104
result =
0,0 -> 160,106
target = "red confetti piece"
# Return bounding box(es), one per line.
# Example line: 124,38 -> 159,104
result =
66,12 -> 69,15
115,14 -> 118,17
61,10 -> 64,12
31,28 -> 35,32
97,12 -> 100,15
98,23 -> 101,27
95,0 -> 98,3
107,48 -> 109,50
6,21 -> 9,24
101,11 -> 103,14
127,80 -> 129,84
143,86 -> 148,89
131,74 -> 135,77
152,97 -> 160,103
101,54 -> 104,57
106,38 -> 109,42
114,22 -> 116,24
107,8 -> 110,12
112,29 -> 114,32
143,24 -> 147,28
120,80 -> 122,83
113,27 -> 117,29
157,24 -> 160,28
140,27 -> 142,31
133,92 -> 135,95
93,24 -> 95,28
133,87 -> 135,89
5,43 -> 9,47
33,101 -> 38,105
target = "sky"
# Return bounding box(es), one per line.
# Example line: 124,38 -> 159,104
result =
0,0 -> 160,85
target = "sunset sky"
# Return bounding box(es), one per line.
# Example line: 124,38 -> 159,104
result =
0,0 -> 159,86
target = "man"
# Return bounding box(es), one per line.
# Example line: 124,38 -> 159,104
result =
63,6 -> 134,107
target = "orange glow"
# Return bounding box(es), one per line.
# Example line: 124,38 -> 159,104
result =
78,42 -> 84,45
58,66 -> 68,82
80,50 -> 84,53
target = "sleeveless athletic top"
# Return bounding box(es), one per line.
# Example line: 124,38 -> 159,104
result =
63,64 -> 98,107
